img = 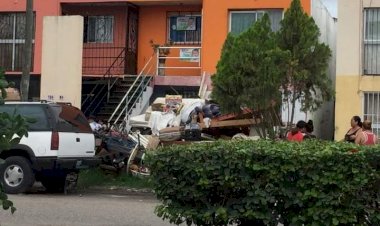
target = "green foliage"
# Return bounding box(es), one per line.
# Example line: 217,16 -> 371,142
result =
0,68 -> 29,213
0,68 -> 8,105
147,140 -> 380,226
0,111 -> 30,152
278,0 -> 333,123
212,0 -> 333,129
212,14 -> 288,138
77,168 -> 152,189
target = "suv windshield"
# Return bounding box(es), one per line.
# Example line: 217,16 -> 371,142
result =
50,104 -> 92,133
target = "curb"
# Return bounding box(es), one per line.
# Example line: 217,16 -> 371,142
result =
79,186 -> 155,196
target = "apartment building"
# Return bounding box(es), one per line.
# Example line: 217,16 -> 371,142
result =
335,0 -> 380,140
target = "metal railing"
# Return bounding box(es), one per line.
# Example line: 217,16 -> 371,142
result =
81,47 -> 127,116
82,46 -> 126,75
156,46 -> 201,75
363,92 -> 380,138
108,53 -> 156,131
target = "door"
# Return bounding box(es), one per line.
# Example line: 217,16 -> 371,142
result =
125,5 -> 139,75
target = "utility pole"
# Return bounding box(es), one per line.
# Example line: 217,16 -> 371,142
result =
20,0 -> 33,101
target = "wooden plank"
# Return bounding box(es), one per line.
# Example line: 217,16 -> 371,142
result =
200,118 -> 261,128
214,108 -> 254,121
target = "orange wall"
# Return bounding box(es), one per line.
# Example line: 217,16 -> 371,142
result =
137,5 -> 202,76
64,5 -> 128,75
0,0 -> 311,78
0,0 -> 61,75
202,0 -> 311,74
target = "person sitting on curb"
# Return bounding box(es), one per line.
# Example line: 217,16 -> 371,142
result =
287,120 -> 306,142
303,120 -> 316,139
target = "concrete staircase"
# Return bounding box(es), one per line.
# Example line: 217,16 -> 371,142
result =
94,75 -> 153,124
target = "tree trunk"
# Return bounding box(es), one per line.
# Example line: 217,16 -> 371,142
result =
290,93 -> 296,125
20,0 -> 33,101
252,115 -> 264,138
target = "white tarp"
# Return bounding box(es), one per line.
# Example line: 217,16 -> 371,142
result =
149,111 -> 177,136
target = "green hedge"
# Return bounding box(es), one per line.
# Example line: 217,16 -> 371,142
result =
147,140 -> 380,226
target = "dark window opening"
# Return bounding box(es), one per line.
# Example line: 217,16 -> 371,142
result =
167,12 -> 202,45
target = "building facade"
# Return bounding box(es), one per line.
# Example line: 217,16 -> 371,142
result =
0,0 -> 311,100
335,0 -> 380,141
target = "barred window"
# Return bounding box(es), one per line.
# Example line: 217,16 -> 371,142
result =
0,13 -> 35,71
84,16 -> 114,43
364,8 -> 380,75
363,92 -> 380,138
229,10 -> 283,35
167,12 -> 202,45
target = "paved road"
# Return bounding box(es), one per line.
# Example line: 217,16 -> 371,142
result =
0,192 -> 179,226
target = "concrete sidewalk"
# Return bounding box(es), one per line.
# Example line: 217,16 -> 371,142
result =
30,182 -> 155,196
82,186 -> 154,196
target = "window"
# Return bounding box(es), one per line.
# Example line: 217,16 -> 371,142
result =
50,104 -> 92,133
84,16 -> 114,43
0,105 -> 50,131
0,13 -> 34,71
167,12 -> 202,44
364,8 -> 380,75
229,10 -> 283,35
363,92 -> 380,138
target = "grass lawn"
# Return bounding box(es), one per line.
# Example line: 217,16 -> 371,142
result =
77,168 -> 152,189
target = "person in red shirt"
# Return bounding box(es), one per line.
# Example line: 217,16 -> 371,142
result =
287,120 -> 307,142
355,120 -> 378,145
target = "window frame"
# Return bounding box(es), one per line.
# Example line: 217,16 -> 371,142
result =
0,12 -> 35,71
50,104 -> 93,133
363,92 -> 380,139
363,8 -> 380,75
84,15 -> 114,44
364,8 -> 380,42
167,12 -> 202,45
228,9 -> 283,35
0,104 -> 51,132
228,10 -> 265,33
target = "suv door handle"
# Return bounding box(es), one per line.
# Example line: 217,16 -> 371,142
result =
76,138 -> 80,142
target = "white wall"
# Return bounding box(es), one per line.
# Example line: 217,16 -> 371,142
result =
40,16 -> 83,108
310,0 -> 337,140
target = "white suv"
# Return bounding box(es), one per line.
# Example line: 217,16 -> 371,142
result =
0,101 -> 99,193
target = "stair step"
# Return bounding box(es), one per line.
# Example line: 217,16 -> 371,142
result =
83,74 -> 152,121
100,104 -> 134,111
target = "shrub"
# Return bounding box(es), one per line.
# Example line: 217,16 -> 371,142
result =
147,140 -> 380,226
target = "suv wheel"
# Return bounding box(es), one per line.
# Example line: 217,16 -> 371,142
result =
0,156 -> 35,194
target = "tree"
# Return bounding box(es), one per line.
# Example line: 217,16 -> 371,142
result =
20,0 -> 34,101
212,14 -> 288,139
0,68 -> 29,213
278,0 -> 333,125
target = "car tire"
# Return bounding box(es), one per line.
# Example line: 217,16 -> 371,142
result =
41,175 -> 66,193
0,156 -> 35,194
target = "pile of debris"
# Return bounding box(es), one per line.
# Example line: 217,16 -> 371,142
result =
94,129 -> 150,177
130,95 -> 261,146
94,95 -> 269,176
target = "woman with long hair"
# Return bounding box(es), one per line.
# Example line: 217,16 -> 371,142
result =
287,120 -> 306,142
344,116 -> 362,143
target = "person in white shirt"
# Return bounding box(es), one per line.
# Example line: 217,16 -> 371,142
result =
88,116 -> 102,132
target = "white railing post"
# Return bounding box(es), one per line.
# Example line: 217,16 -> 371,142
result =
156,48 -> 159,75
